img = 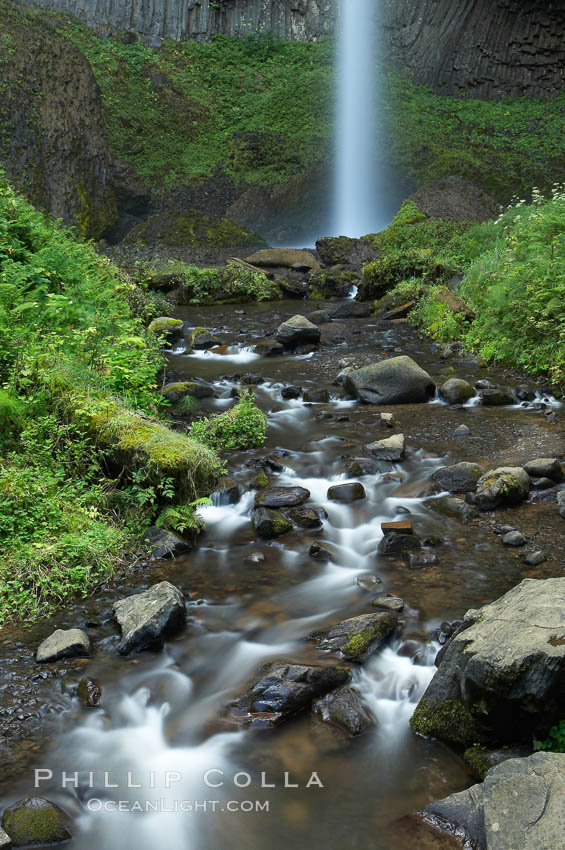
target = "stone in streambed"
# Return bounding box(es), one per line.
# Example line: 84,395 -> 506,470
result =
312,685 -> 375,735
36,629 -> 90,663
253,508 -> 293,539
558,490 -> 565,519
409,551 -> 439,569
288,506 -> 323,528
524,458 -> 563,482
78,676 -> 102,707
480,386 -> 516,406
453,424 -> 471,437
143,526 -> 191,559
431,462 -> 484,494
231,661 -> 350,727
372,595 -> 405,612
475,466 -> 530,511
327,483 -> 366,502
502,530 -> 526,547
275,315 -> 320,347
344,356 -> 435,405
113,581 -> 186,654
253,339 -> 284,357
281,385 -> 301,399
147,316 -> 184,339
1,797 -> 72,846
308,310 -> 331,325
255,486 -> 310,509
312,612 -> 398,663
357,575 -> 383,592
524,549 -> 546,566
378,531 -> 420,556
439,378 -> 474,405
187,327 -> 221,349
303,388 -> 330,403
427,495 -> 479,523
211,476 -> 242,506
365,434 -> 405,461
0,827 -> 10,849
330,302 -> 372,319
309,542 -> 333,561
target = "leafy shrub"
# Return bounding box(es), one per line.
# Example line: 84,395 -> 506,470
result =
534,720 -> 565,753
189,390 -> 267,452
166,263 -> 281,304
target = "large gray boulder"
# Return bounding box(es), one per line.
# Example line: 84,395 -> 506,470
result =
411,578 -> 565,747
439,378 -> 475,405
417,753 -> 565,850
475,466 -> 530,511
231,662 -> 350,727
524,457 -> 563,482
1,797 -> 72,846
113,581 -> 186,654
432,462 -> 485,494
36,629 -> 90,663
275,315 -> 321,347
344,356 -> 435,405
311,612 -> 398,663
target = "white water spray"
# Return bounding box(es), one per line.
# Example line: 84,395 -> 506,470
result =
334,0 -> 387,237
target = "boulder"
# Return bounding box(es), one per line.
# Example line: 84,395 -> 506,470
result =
303,388 -> 330,403
410,578 -> 565,747
143,526 -> 191,559
253,508 -> 293,539
253,339 -> 284,357
475,467 -> 530,511
231,662 -> 350,727
365,434 -> 405,461
312,685 -> 375,735
275,315 -> 321,347
254,486 -> 310,509
327,483 -> 366,502
524,549 -> 546,566
36,629 -> 90,663
439,378 -> 475,405
245,248 -> 319,270
309,542 -> 333,561
502,530 -> 526,547
147,317 -> 184,339
315,236 -> 376,268
431,462 -> 485,494
330,302 -> 372,320
188,327 -> 221,349
312,612 -> 398,663
113,581 -> 186,654
288,506 -> 323,528
344,356 -> 435,405
161,381 -> 208,403
281,385 -> 302,399
524,458 -> 563,482
480,387 -> 516,406
378,531 -> 420,556
417,753 -> 565,850
307,309 -> 332,325
427,495 -> 479,523
1,797 -> 72,846
408,177 -> 501,223
211,476 -> 242,506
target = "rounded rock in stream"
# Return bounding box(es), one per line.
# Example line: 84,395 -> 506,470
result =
365,434 -> 405,461
475,467 -> 530,511
113,581 -> 187,654
231,661 -> 350,728
439,378 -> 475,405
524,457 -> 563,482
253,507 -> 293,539
312,612 -> 398,663
327,482 -> 366,502
143,526 -> 192,560
479,386 -> 516,406
2,797 -> 72,846
36,628 -> 90,663
431,462 -> 485,494
371,595 -> 405,612
275,315 -> 321,348
312,685 -> 375,736
254,486 -> 310,509
288,506 -> 324,528
344,355 -> 435,405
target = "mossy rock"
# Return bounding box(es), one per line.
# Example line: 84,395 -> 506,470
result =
307,268 -> 357,299
2,796 -> 72,845
188,327 -> 221,349
147,317 -> 184,338
410,697 -> 489,747
123,209 -> 265,251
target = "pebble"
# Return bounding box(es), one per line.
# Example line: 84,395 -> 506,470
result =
453,424 -> 471,437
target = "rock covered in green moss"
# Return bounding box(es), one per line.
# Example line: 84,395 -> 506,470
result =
124,209 -> 265,251
1,797 -> 72,846
463,744 -> 531,780
245,248 -> 319,270
411,578 -> 565,748
253,507 -> 293,539
307,268 -> 357,299
315,236 -> 376,267
188,327 -> 221,349
475,466 -> 530,510
312,612 -> 398,663
147,316 -> 184,338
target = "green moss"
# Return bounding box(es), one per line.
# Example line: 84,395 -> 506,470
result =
147,317 -> 184,335
410,697 -> 487,747
165,263 -> 281,305
464,745 -> 491,779
161,382 -> 198,396
189,391 -> 267,453
342,619 -> 394,662
252,469 -> 270,489
2,801 -> 69,844
271,512 -> 293,535
391,200 -> 427,226
126,209 -> 265,250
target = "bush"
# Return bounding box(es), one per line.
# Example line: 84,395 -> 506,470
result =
163,262 -> 281,304
534,720 -> 565,753
190,390 -> 267,452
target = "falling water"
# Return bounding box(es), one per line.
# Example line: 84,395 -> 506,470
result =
334,0 -> 387,237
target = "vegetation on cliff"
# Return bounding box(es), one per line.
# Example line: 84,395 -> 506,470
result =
0,177 -> 265,623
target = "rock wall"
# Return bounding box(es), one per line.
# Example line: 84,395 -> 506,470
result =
14,0 -> 565,98
1,4 -> 117,238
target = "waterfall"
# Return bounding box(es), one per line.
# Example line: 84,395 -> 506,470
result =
334,0 -> 386,238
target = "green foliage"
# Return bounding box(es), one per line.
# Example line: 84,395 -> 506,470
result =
534,720 -> 565,753
157,262 -> 281,304
189,390 -> 267,452
391,200 -> 427,226
409,288 -> 466,343
155,498 -> 212,535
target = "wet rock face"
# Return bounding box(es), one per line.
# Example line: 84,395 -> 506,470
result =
253,507 -> 293,539
143,526 -> 192,559
417,752 -> 565,850
231,662 -> 350,728
312,685 -> 375,736
344,356 -> 435,405
411,578 -> 565,748
0,6 -> 117,239
312,612 -> 398,663
113,581 -> 187,654
1,796 -> 72,846
254,486 -> 310,509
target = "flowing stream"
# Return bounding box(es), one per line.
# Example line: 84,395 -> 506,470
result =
1,300 -> 563,849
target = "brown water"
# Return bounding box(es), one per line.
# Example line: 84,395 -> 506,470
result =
1,300 -> 563,849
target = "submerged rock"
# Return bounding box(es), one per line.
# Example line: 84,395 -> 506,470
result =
431,462 -> 484,494
255,486 -> 310,508
231,662 -> 350,727
410,578 -> 565,747
77,676 -> 102,707
253,507 -> 293,539
1,797 -> 72,846
312,685 -> 375,735
427,496 -> 479,523
439,378 -> 474,405
365,434 -> 405,461
36,629 -> 90,663
344,356 -> 435,405
253,338 -> 284,357
275,315 -> 321,347
143,526 -> 191,559
113,581 -> 186,654
417,752 -> 565,850
475,466 -> 530,511
312,612 -> 398,663
303,388 -> 330,403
